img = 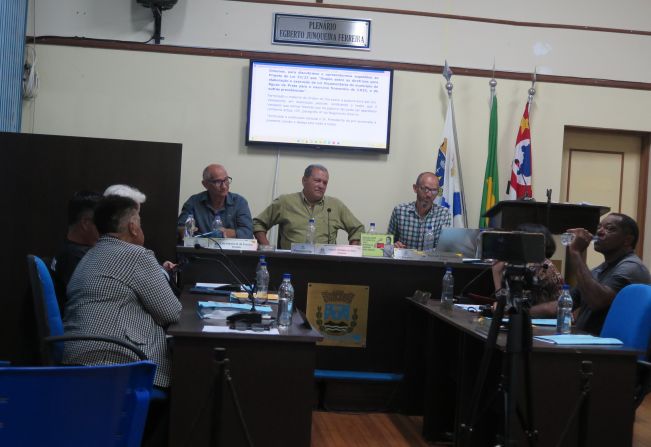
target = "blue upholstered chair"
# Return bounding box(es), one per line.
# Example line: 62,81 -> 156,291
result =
0,361 -> 156,447
27,254 -> 168,405
600,283 -> 651,407
27,254 -> 147,364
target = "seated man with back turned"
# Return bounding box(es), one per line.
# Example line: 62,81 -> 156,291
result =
63,195 -> 182,389
566,212 -> 651,335
387,172 -> 451,250
51,190 -> 102,308
253,164 -> 364,249
177,163 -> 253,240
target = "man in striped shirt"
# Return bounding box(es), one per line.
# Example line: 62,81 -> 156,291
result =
387,172 -> 451,250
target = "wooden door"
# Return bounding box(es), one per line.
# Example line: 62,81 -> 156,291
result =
560,127 -> 648,269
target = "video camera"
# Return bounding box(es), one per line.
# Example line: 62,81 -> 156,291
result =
479,231 -> 545,265
479,231 -> 546,311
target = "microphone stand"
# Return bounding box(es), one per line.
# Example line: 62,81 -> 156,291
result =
192,243 -> 261,324
327,208 -> 332,244
457,265 -> 492,302
545,189 -> 552,231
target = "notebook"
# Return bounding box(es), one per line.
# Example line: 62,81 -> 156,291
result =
534,334 -> 623,345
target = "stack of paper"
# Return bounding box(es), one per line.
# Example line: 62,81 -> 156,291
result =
534,334 -> 623,345
453,304 -> 482,312
197,301 -> 273,320
230,291 -> 278,303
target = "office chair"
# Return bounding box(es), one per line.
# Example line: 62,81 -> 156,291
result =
0,361 -> 156,447
600,283 -> 651,407
27,254 -> 147,364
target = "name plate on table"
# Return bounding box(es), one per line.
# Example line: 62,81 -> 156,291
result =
291,243 -> 315,254
361,233 -> 393,257
291,243 -> 363,257
316,244 -> 362,257
184,237 -> 258,251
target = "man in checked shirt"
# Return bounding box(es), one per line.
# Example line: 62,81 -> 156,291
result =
387,172 -> 451,250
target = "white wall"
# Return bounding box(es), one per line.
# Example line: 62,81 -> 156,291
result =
21,0 -> 651,254
21,45 -> 651,238
27,0 -> 651,83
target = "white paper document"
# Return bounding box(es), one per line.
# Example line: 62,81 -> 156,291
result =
202,325 -> 280,335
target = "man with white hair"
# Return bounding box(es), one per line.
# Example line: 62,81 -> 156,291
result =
63,195 -> 181,388
103,183 -> 178,278
104,184 -> 147,206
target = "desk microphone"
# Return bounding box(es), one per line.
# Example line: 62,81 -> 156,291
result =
326,208 -> 332,244
457,265 -> 493,303
192,244 -> 262,324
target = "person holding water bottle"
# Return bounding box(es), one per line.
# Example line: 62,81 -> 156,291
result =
565,213 -> 651,335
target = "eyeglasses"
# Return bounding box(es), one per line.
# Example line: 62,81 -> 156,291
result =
418,186 -> 440,195
206,177 -> 232,187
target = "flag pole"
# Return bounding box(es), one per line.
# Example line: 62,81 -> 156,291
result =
528,67 -> 537,105
443,61 -> 468,228
490,61 -> 497,108
526,68 -> 536,199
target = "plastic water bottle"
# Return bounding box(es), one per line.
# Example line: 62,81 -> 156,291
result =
277,273 -> 294,328
306,218 -> 316,244
255,255 -> 266,275
368,222 -> 376,233
211,213 -> 223,237
255,261 -> 270,304
556,285 -> 573,334
441,267 -> 454,309
423,225 -> 435,253
184,213 -> 195,238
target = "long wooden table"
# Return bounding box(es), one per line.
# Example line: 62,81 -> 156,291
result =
177,246 -> 493,378
404,297 -> 638,446
167,290 -> 322,447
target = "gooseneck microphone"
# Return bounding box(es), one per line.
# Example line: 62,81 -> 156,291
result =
327,208 -> 332,244
192,242 -> 262,324
458,265 -> 493,302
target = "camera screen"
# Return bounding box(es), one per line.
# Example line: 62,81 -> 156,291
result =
480,231 -> 545,264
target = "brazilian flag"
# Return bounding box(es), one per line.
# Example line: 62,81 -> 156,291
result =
479,95 -> 499,228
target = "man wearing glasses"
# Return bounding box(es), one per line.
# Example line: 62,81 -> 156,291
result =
177,164 -> 253,240
387,171 -> 451,250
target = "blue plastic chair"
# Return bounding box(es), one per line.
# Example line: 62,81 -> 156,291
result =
600,284 -> 651,359
27,254 -> 147,364
600,283 -> 651,407
0,361 -> 156,447
27,255 -> 167,403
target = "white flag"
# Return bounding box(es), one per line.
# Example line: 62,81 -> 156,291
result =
435,100 -> 466,228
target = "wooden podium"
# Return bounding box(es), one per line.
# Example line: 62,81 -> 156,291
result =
483,200 -> 610,234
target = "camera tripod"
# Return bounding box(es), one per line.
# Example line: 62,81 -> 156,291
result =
186,347 -> 254,447
459,265 -> 538,447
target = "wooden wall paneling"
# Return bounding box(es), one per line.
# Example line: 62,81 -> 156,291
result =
0,131 -> 182,364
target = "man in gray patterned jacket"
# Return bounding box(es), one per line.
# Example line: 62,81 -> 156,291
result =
63,195 -> 182,389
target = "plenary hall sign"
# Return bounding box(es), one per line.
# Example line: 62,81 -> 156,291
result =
273,13 -> 370,50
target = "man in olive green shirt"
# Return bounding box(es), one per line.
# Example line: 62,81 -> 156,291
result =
253,164 -> 364,249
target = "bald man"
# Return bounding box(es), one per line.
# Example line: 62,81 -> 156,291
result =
177,164 -> 253,240
387,172 -> 451,250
